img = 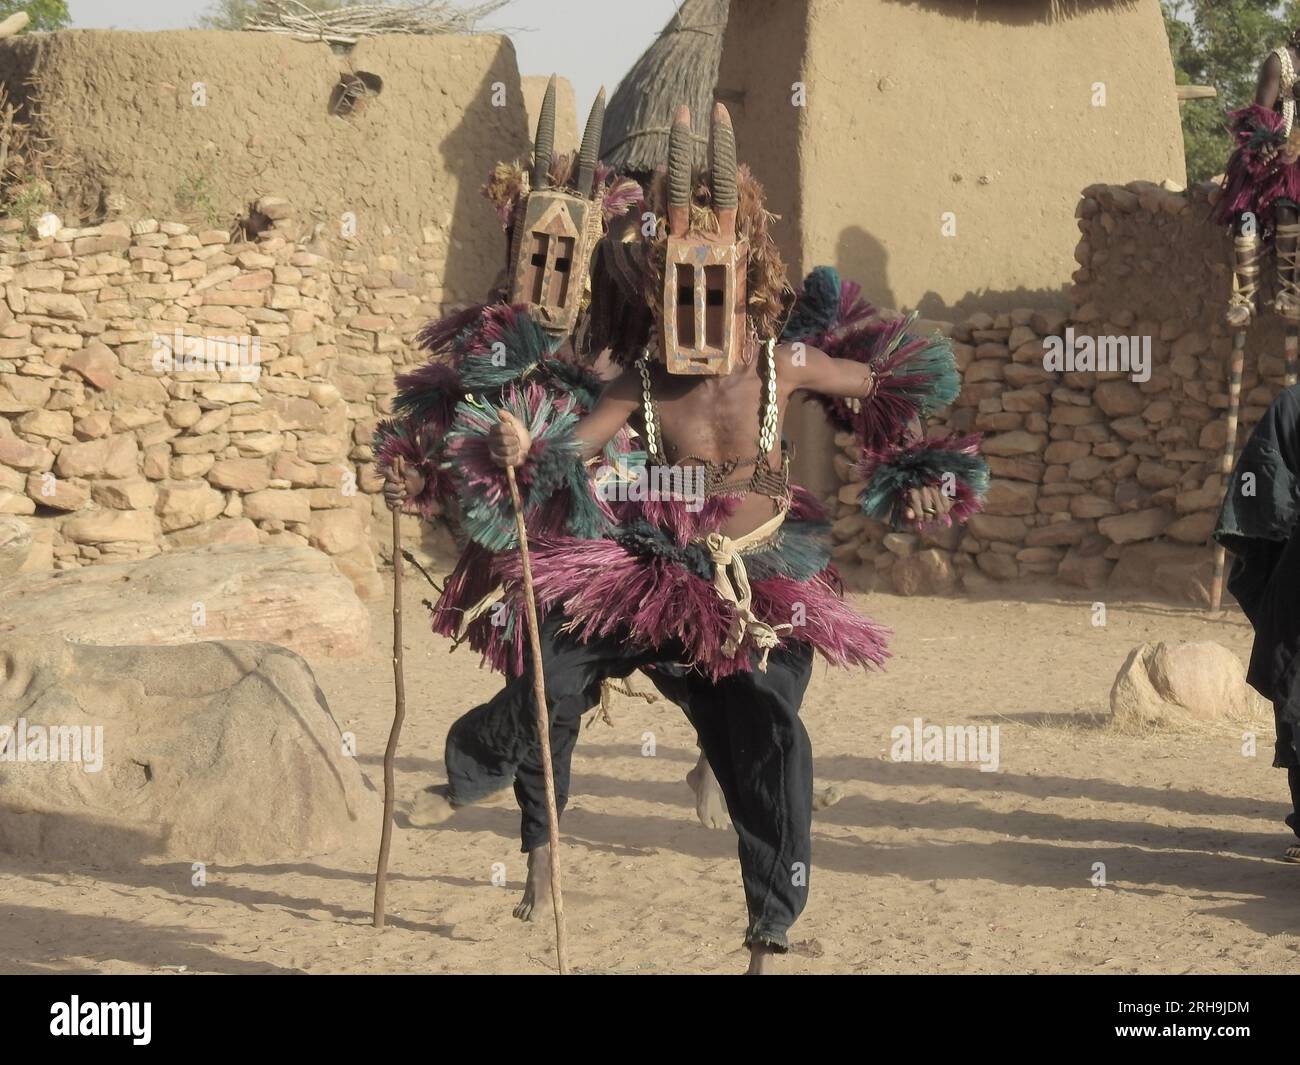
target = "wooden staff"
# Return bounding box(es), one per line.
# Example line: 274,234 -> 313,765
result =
1286,325 -> 1299,388
1210,333 -> 1247,611
373,456 -> 407,928
505,461 -> 570,975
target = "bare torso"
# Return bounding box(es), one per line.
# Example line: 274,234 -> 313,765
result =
643,351 -> 792,539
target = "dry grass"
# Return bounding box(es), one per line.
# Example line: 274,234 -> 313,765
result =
244,0 -> 511,44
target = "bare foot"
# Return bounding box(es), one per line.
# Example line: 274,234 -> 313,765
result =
512,843 -> 553,922
687,749 -> 730,830
746,943 -> 777,974
407,784 -> 456,828
813,783 -> 844,811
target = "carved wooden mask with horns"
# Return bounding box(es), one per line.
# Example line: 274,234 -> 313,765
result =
660,103 -> 747,376
508,76 -> 607,336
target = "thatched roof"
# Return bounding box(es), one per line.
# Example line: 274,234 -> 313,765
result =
601,0 -> 728,176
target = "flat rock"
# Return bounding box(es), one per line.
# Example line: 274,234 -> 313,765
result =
1099,507 -> 1172,544
0,637 -> 377,867
0,544 -> 369,660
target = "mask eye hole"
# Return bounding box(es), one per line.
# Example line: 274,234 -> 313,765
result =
555,257 -> 571,273
705,288 -> 724,307
677,283 -> 693,305
531,252 -> 546,268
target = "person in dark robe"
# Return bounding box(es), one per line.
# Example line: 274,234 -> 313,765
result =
1214,384 -> 1300,859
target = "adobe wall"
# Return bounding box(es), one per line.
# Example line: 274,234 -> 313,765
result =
0,30 -> 528,305
718,0 -> 1187,498
719,0 -> 1186,318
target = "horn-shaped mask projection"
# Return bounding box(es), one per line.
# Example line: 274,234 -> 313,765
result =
508,79 -> 607,336
660,103 -> 747,375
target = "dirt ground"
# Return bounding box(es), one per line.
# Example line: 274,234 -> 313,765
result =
2,572 -> 1298,975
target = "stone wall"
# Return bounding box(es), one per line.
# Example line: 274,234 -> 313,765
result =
830,180 -> 1291,605
5,169 -> 1279,607
0,195 -> 459,596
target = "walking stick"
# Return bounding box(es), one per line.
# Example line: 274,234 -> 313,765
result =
1210,332 -> 1247,612
1286,324 -> 1299,388
374,456 -> 407,928
505,460 -> 570,975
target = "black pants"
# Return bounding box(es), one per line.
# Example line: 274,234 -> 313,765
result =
1273,709 -> 1300,841
443,613 -> 816,951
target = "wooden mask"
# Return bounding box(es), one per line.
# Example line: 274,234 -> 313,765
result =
508,77 -> 607,335
660,103 -> 747,375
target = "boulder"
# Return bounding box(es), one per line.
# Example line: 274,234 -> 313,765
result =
0,544 -> 370,659
1109,641 -> 1267,728
0,637 -> 377,867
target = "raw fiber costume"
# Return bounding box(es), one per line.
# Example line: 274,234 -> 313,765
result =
1215,41 -> 1300,325
394,100 -> 988,954
1214,384 -> 1300,847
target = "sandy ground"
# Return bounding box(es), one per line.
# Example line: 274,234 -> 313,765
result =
3,571 -> 1299,975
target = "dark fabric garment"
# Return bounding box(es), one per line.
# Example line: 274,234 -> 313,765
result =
444,613 -> 669,810
1273,707 -> 1300,839
656,643 -> 816,951
1215,384 -> 1300,729
1274,712 -> 1299,771
1214,385 -> 1300,557
1276,705 -> 1300,839
1288,767 -> 1300,842
442,612 -> 816,952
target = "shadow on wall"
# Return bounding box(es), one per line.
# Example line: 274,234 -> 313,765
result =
914,285 -> 1073,322
835,223 -> 1069,321
835,225 -> 896,313
881,0 -> 1126,25
437,54 -> 521,308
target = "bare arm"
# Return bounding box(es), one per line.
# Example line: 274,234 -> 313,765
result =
1252,53 -> 1286,166
489,365 -> 640,466
1258,51 -> 1282,109
777,341 -> 875,399
778,342 -> 960,525
573,368 -> 640,460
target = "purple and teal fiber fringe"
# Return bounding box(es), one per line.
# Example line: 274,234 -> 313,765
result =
783,266 -> 961,450
857,433 -> 988,528
444,382 -> 615,552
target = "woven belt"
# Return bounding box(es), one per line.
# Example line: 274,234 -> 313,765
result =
698,508 -> 790,671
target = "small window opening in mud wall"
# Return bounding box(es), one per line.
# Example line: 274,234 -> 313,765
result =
330,71 -> 383,118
